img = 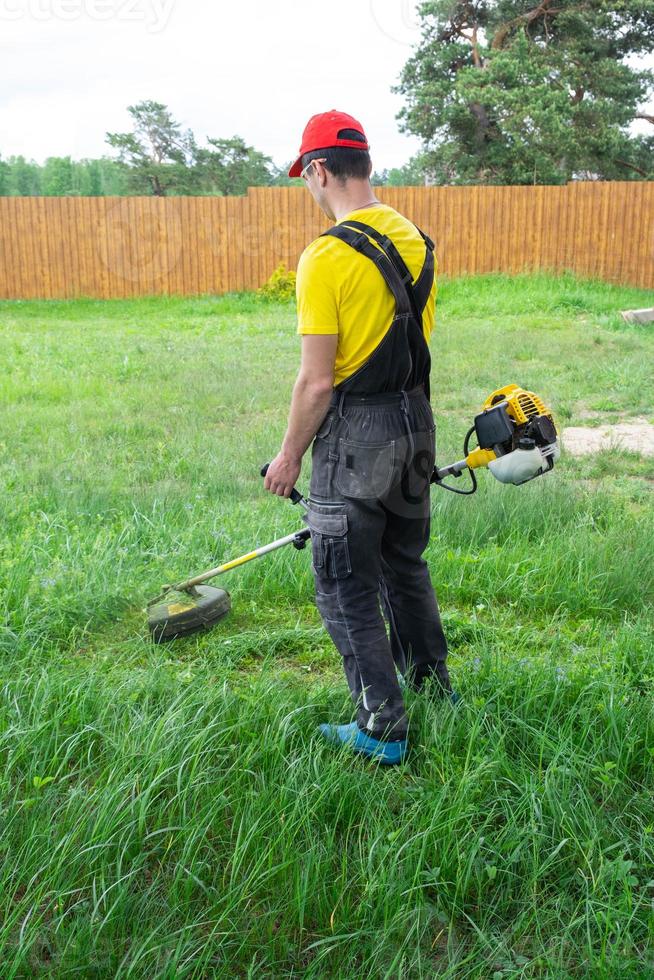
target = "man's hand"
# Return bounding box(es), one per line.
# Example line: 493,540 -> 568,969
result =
264,451 -> 302,498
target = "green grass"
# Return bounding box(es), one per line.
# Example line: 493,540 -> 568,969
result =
0,272 -> 653,977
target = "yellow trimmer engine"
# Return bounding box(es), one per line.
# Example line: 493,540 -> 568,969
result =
433,384 -> 560,494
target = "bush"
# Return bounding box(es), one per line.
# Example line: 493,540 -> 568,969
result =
257,262 -> 296,301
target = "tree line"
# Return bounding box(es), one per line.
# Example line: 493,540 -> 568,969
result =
0,101 -> 418,197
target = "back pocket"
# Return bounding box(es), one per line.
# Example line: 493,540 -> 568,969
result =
335,438 -> 396,499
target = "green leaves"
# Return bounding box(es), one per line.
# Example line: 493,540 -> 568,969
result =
396,0 -> 654,183
32,775 -> 55,790
194,136 -> 277,197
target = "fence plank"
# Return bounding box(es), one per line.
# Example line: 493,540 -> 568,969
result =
0,183 -> 651,299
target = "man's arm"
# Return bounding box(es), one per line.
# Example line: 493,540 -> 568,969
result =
263,334 -> 338,497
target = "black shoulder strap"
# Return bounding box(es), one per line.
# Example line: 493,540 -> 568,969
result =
408,227 -> 435,315
339,219 -> 415,287
412,247 -> 435,314
418,228 -> 435,251
322,220 -> 434,319
321,224 -> 413,317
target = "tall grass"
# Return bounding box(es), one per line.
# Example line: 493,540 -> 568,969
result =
0,273 -> 653,976
1,655 -> 652,976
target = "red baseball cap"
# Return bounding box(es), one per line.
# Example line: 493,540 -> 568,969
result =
288,109 -> 370,178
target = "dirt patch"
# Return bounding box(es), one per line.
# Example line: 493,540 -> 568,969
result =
562,418 -> 654,456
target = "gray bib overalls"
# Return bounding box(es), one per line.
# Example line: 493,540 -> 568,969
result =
307,218 -> 451,742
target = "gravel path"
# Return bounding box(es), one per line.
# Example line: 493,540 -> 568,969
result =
562,419 -> 654,456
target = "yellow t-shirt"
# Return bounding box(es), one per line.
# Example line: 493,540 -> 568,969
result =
296,203 -> 436,387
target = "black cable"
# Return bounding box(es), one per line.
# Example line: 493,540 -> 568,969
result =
433,425 -> 478,495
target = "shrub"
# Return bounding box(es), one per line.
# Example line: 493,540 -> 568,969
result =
257,263 -> 297,301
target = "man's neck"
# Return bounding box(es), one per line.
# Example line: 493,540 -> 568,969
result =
330,181 -> 380,221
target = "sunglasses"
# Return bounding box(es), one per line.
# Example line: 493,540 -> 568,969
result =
300,157 -> 327,181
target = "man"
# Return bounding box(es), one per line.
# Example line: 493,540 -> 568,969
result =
264,109 -> 452,765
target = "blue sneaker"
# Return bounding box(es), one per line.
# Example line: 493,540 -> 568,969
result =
318,722 -> 407,765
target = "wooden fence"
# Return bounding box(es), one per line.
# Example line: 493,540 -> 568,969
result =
0,182 -> 652,299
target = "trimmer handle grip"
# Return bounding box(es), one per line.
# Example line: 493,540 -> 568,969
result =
260,463 -> 304,505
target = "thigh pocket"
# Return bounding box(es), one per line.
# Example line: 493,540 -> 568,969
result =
335,438 -> 396,499
307,506 -> 351,579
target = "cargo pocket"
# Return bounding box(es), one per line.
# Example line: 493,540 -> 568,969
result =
314,411 -> 335,442
306,506 -> 351,579
335,438 -> 396,499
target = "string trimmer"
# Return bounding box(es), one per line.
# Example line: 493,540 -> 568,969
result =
431,384 -> 559,494
146,385 -> 558,642
147,466 -> 310,641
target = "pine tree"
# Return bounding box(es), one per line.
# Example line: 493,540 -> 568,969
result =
396,0 -> 654,183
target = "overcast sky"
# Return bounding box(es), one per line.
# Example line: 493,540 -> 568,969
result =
0,0 -> 428,170
1,0 -> 652,172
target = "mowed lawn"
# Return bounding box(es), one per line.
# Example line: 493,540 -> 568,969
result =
0,273 -> 653,978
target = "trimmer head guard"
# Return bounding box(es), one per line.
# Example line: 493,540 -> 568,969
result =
147,585 -> 231,642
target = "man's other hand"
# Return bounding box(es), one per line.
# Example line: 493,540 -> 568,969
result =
264,452 -> 302,498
